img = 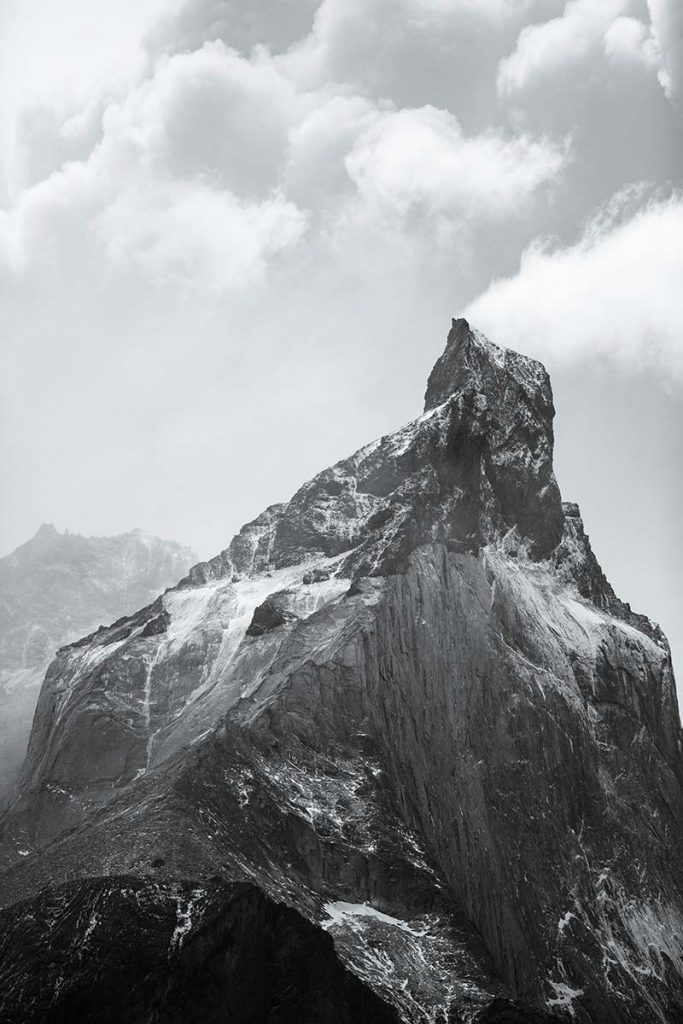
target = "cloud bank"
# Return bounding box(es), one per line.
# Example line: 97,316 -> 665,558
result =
0,23 -> 570,293
466,195 -> 683,377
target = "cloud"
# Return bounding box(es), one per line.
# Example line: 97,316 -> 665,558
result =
1,0 -> 680,334
0,42 -> 308,289
497,0 -> 679,126
104,41 -> 299,197
647,0 -> 683,102
603,16 -> 660,69
284,94 -> 376,207
281,0 -> 536,120
0,31 -> 570,291
345,105 -> 566,225
6,102 -> 103,195
498,0 -> 631,97
146,0 -> 320,58
0,0 -> 162,176
493,0 -> 677,231
465,193 -> 683,376
95,181 -> 306,290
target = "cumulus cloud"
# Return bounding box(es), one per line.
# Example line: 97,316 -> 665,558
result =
0,42 -> 309,289
95,182 -> 306,290
465,194 -> 683,376
284,94 -> 376,207
648,0 -> 683,102
6,102 -> 100,195
345,105 -> 566,224
496,0 -> 678,112
282,0 -> 535,118
102,42 -> 299,197
603,16 -> 660,69
498,0 -> 632,97
0,27 -> 570,291
494,0 -> 678,234
1,0 -> 681,352
147,0 -> 320,58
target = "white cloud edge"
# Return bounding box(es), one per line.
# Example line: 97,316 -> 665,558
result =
465,192 -> 683,376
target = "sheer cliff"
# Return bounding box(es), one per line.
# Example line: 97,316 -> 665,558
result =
0,527 -> 196,806
0,320 -> 681,1024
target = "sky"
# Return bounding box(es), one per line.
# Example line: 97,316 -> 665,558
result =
1,0 -> 681,686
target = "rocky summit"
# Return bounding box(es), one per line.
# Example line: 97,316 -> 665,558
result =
0,320 -> 681,1024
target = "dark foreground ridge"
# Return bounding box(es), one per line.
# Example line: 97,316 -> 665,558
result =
1,320 -> 681,1023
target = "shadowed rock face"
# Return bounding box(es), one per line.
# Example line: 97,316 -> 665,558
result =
246,590 -> 300,636
0,527 -> 196,806
0,878 -> 406,1024
1,320 -> 682,1024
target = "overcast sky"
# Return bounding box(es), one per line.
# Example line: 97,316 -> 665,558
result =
1,0 -> 681,685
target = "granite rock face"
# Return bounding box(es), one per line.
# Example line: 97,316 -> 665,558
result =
0,526 -> 196,805
1,320 -> 682,1023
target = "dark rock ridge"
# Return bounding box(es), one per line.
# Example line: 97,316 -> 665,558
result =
0,878 -> 402,1024
0,526 -> 196,806
0,319 -> 682,1023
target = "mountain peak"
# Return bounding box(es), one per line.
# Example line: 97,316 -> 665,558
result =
423,318 -> 548,414
2,323 -> 681,1024
35,523 -> 59,539
178,322 -> 563,595
424,318 -> 494,412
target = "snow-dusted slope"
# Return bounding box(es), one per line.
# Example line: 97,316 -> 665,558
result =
0,526 -> 196,806
0,320 -> 681,1024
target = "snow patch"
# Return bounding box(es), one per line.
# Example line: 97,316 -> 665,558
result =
162,580 -> 228,650
561,597 -> 605,631
547,981 -> 584,1015
83,911 -> 99,944
169,890 -> 205,952
322,901 -> 425,936
558,911 -> 575,937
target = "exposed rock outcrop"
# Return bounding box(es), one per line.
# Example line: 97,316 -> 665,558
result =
1,320 -> 681,1023
0,526 -> 196,806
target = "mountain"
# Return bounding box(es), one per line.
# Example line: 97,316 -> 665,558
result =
0,527 -> 197,805
0,320 -> 681,1024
